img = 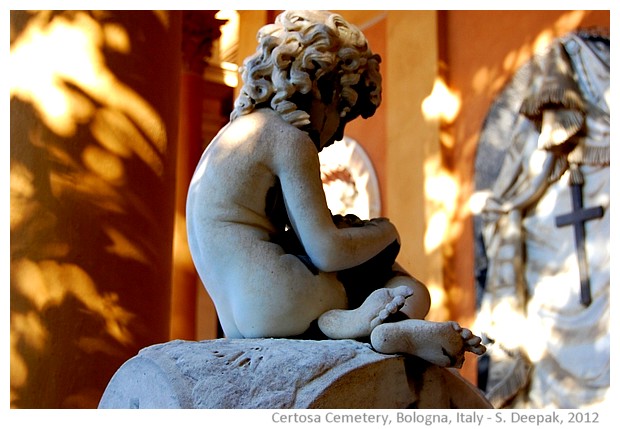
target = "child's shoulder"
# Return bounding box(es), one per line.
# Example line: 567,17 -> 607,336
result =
234,109 -> 314,148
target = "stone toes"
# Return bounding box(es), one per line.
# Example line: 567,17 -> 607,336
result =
449,321 -> 462,332
460,328 -> 473,339
469,344 -> 487,355
391,296 -> 406,309
393,285 -> 414,298
466,335 -> 481,347
385,302 -> 398,313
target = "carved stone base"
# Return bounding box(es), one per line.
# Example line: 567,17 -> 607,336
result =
98,338 -> 491,409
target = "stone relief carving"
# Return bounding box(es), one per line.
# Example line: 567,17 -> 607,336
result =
473,29 -> 610,408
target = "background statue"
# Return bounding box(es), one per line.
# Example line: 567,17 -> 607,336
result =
186,10 -> 484,368
474,30 -> 610,408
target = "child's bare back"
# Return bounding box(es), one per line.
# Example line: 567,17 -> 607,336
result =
187,108 -> 406,339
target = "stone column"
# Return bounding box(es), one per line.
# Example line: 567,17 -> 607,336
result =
385,11 -> 444,316
169,11 -> 224,341
10,10 -> 181,408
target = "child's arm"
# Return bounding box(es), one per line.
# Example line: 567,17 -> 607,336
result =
273,131 -> 399,272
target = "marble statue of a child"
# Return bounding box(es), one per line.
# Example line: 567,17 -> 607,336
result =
187,10 -> 484,368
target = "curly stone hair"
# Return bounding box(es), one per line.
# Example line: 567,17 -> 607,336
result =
230,10 -> 382,129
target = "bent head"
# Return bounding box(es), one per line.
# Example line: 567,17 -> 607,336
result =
231,10 -> 382,145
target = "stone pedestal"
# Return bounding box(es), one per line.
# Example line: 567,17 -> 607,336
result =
99,338 -> 491,409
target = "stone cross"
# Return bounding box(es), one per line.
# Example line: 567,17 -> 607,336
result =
555,164 -> 604,307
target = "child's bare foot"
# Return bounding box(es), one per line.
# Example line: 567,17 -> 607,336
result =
318,286 -> 413,340
370,319 -> 486,368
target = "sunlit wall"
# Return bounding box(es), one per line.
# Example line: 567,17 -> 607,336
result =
10,10 -> 182,408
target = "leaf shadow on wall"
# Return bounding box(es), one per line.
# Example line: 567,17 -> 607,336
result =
10,10 -> 179,408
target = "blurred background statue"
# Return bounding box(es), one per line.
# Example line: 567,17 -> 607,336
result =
474,29 -> 610,408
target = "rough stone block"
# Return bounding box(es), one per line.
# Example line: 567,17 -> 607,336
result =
99,338 -> 491,409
